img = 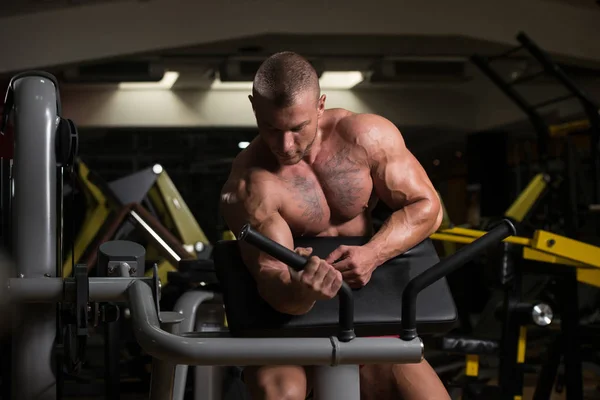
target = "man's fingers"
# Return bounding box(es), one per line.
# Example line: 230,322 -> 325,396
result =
343,272 -> 371,288
312,261 -> 329,286
332,258 -> 352,272
322,267 -> 338,290
341,269 -> 359,280
294,247 -> 313,257
325,246 -> 347,264
284,266 -> 297,278
300,256 -> 319,281
331,274 -> 343,293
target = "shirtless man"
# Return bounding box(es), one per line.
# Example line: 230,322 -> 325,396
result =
220,52 -> 450,400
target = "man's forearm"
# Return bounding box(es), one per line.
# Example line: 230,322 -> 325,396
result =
366,199 -> 441,265
258,269 -> 316,315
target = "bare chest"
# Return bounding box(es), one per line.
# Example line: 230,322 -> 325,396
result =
279,155 -> 374,235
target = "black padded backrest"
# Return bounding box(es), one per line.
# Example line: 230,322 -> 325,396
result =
214,237 -> 457,338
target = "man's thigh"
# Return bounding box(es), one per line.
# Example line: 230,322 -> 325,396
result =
244,365 -> 313,399
360,364 -> 399,400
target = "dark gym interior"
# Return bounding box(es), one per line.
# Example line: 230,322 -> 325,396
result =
1,1 -> 600,399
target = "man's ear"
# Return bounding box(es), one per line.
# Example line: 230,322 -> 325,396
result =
317,94 -> 326,117
248,95 -> 256,115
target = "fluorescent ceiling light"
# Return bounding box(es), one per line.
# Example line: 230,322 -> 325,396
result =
119,71 -> 179,90
319,71 -> 364,89
238,141 -> 250,149
211,80 -> 254,90
209,71 -> 363,91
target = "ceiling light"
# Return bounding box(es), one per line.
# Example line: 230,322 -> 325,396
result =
211,79 -> 254,91
319,71 -> 364,89
118,71 -> 179,90
238,141 -> 250,149
209,71 -> 364,91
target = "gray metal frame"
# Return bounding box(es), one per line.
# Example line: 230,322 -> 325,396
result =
171,290 -> 224,400
10,74 -> 60,400
3,72 -> 425,400
7,278 -> 423,400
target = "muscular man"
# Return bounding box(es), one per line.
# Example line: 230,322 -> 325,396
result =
220,52 -> 450,400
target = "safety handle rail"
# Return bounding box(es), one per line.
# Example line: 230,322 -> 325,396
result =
239,224 -> 356,342
400,219 -> 516,340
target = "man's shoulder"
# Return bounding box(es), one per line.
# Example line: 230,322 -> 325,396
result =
221,164 -> 281,222
244,167 -> 280,188
231,140 -> 278,177
333,111 -> 404,149
229,159 -> 280,195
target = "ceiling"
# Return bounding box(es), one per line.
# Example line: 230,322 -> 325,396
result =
0,0 -> 136,18
1,33 -> 594,93
543,0 -> 599,10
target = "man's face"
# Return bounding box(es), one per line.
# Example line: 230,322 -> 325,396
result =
250,90 -> 325,165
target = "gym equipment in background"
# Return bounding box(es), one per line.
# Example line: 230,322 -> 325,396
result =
431,226 -> 600,399
471,31 -> 600,239
61,160 -> 209,278
1,71 -> 516,400
108,162 -> 211,258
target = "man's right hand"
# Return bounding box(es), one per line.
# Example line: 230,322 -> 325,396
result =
290,247 -> 343,301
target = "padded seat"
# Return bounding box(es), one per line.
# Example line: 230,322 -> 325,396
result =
214,236 -> 457,338
169,259 -> 221,291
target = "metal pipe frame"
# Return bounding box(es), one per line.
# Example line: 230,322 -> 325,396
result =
149,314 -> 182,400
5,277 -> 423,366
127,279 -> 424,367
7,277 -> 145,303
171,290 -> 221,400
5,275 -> 423,400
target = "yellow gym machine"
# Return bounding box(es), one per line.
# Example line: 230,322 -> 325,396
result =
439,39 -> 600,391
63,160 -> 210,285
432,170 -> 599,400
432,225 -> 600,400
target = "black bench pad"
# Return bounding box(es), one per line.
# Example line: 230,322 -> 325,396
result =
214,236 -> 457,338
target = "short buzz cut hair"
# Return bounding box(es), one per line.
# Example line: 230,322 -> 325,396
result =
252,51 -> 320,108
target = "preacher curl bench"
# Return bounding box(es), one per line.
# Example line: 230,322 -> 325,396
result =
0,72 -> 515,400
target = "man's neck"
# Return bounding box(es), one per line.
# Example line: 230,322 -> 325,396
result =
303,127 -> 325,165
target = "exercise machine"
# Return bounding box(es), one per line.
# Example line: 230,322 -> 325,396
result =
431,226 -> 600,399
107,162 -> 211,256
472,31 -> 600,238
1,71 -> 516,400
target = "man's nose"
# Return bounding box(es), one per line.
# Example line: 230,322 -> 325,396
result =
281,132 -> 295,152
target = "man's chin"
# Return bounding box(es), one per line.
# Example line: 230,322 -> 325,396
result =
279,156 -> 301,165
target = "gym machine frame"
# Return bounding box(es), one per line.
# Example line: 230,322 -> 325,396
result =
1,72 -> 514,400
472,31 -> 600,236
432,224 -> 600,400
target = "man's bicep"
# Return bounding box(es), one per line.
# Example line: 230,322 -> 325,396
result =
237,212 -> 298,308
368,127 -> 437,210
239,211 -> 294,271
220,187 -> 293,274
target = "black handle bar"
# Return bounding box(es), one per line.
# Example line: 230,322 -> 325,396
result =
400,219 -> 516,340
239,224 -> 356,342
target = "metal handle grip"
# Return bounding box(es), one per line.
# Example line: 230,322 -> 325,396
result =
400,219 -> 517,340
239,224 -> 307,270
239,224 -> 355,342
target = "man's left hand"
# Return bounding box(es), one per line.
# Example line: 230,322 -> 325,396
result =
325,246 -> 377,289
